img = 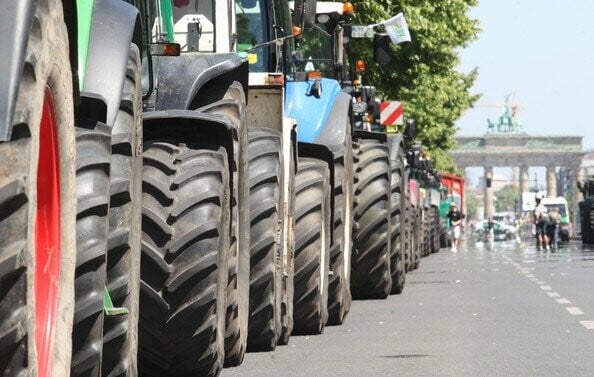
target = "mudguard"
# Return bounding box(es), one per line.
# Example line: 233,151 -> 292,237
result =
0,1 -> 35,141
313,92 -> 352,150
285,78 -> 342,143
353,130 -> 387,144
83,0 -> 142,126
143,110 -> 239,198
152,54 -> 249,111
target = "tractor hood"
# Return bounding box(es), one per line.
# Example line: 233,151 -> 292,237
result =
285,78 -> 341,143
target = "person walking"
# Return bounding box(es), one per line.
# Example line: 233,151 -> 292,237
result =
546,207 -> 561,251
534,193 -> 549,251
447,202 -> 464,252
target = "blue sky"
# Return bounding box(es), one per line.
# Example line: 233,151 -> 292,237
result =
457,0 -> 594,150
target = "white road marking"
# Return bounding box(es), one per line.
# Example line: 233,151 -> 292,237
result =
546,292 -> 560,297
540,285 -> 552,291
580,321 -> 594,330
566,307 -> 584,315
535,281 -> 546,285
556,298 -> 571,304
526,274 -> 535,278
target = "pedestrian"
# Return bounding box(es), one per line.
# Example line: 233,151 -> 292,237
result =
446,202 -> 464,251
533,193 -> 549,251
487,216 -> 495,243
546,207 -> 561,251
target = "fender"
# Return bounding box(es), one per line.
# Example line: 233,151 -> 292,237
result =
353,130 -> 387,144
142,109 -> 239,204
83,0 -> 142,126
313,92 -> 353,151
152,54 -> 249,111
386,133 -> 404,162
0,1 -> 35,141
285,78 -> 342,143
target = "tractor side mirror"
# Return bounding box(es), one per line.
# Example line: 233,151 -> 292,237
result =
293,0 -> 318,29
405,118 -> 417,139
373,33 -> 392,64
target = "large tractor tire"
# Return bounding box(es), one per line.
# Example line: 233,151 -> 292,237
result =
0,2 -> 77,375
292,158 -> 331,335
581,200 -> 594,245
412,207 -> 421,270
197,81 -> 249,367
351,139 -> 392,299
70,119 -> 112,377
102,44 -> 143,377
403,197 -> 412,273
389,141 -> 406,295
246,128 -> 283,351
279,137 -> 296,346
327,137 -> 354,325
432,207 -> 441,253
138,143 -> 230,377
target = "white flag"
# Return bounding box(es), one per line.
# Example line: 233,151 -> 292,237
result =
383,13 -> 411,45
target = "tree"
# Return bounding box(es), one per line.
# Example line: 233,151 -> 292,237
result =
495,185 -> 520,213
349,0 -> 481,173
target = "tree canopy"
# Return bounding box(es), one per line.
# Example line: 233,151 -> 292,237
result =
349,0 -> 481,173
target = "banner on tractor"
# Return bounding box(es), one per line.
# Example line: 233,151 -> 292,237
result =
352,13 -> 411,45
383,13 -> 411,45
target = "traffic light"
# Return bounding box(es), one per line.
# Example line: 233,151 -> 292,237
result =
486,177 -> 492,188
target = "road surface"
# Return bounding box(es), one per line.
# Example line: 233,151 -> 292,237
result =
223,240 -> 594,376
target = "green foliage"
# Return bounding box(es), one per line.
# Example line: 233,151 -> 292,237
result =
495,185 -> 520,212
465,187 -> 480,220
349,0 -> 481,172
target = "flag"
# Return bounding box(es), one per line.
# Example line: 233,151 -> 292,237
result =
383,13 -> 411,45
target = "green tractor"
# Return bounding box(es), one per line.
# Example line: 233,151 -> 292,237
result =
1,0 -> 143,376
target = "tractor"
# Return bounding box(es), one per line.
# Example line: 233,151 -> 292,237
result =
1,0 -> 143,376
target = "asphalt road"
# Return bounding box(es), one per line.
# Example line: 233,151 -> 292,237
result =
223,239 -> 594,377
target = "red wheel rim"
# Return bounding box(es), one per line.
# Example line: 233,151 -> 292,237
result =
35,87 -> 61,377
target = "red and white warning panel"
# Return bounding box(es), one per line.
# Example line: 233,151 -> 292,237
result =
380,101 -> 403,126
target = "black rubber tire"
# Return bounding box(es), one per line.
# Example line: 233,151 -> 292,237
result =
351,139 -> 392,299
432,207 -> 441,253
412,206 -> 421,270
101,44 -> 143,377
246,128 -> 283,351
421,207 -> 431,257
389,141 -> 406,295
138,143 -> 229,377
403,197 -> 412,273
585,205 -> 594,244
0,1 -> 77,374
327,133 -> 354,325
292,158 -> 331,335
70,118 -> 112,376
278,136 -> 296,346
196,81 -> 250,368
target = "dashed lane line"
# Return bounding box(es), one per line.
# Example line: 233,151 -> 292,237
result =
566,307 -> 584,315
580,321 -> 594,330
556,298 -> 571,304
546,292 -> 560,297
540,285 -> 552,291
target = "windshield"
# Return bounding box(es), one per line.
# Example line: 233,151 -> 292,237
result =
235,0 -> 268,72
299,22 -> 335,77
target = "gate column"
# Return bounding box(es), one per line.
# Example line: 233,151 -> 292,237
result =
520,165 -> 530,194
546,165 -> 557,198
